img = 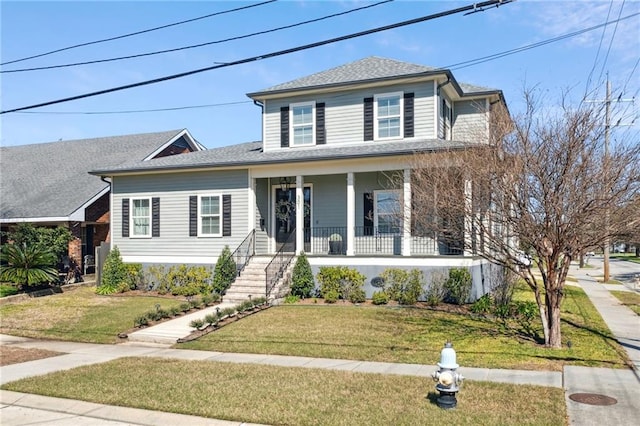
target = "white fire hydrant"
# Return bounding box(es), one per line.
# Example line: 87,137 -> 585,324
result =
432,341 -> 464,409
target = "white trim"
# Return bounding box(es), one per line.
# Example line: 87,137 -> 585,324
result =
143,129 -> 204,161
402,169 -> 411,256
270,181 -> 313,253
374,91 -> 403,141
130,197 -> 152,238
307,256 -> 478,268
1,217 -> 73,223
123,255 -> 218,264
197,194 -> 223,238
346,172 -> 355,256
248,171 -> 255,235
296,176 -> 304,254
290,101 -> 316,147
485,98 -> 490,142
433,80 -> 438,139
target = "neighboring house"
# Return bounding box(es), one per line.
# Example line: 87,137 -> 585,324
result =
91,57 -> 507,300
0,129 -> 203,271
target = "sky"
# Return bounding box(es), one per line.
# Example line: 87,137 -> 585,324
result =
1,0 -> 638,148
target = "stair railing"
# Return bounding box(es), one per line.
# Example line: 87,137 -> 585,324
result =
265,229 -> 296,298
230,229 -> 256,277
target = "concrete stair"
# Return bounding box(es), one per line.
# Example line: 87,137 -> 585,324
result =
224,255 -> 294,304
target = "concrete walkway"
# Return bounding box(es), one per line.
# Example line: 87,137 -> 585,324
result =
1,264 -> 639,425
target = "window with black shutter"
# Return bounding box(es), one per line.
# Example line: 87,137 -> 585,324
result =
280,106 -> 289,147
404,92 -> 414,138
189,196 -> 198,237
316,102 -> 326,145
223,194 -> 232,237
363,97 -> 374,141
151,197 -> 160,237
122,198 -> 129,237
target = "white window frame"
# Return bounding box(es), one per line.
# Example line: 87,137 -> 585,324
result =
290,101 -> 315,147
374,189 -> 403,234
130,197 -> 151,238
198,194 -> 222,237
441,97 -> 452,140
374,92 -> 403,140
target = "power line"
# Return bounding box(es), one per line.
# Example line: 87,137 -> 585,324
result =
585,0 -> 613,95
0,0 -> 514,115
443,12 -> 640,71
2,0 -> 393,74
15,101 -> 252,115
0,1 -> 277,66
596,0 -> 626,87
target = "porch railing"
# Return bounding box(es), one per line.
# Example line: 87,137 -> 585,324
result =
304,226 -> 464,256
230,229 -> 256,277
265,229 -> 296,298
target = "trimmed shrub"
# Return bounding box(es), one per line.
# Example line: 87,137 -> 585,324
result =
380,268 -> 425,305
169,306 -> 182,317
323,289 -> 339,303
444,267 -> 472,305
316,266 -> 365,302
213,246 -> 237,295
204,313 -> 218,325
134,315 -> 149,328
189,318 -> 205,329
372,290 -> 389,305
291,252 -> 315,298
470,294 -> 492,314
284,295 -> 300,304
425,270 -> 448,306
348,287 -> 366,303
97,247 -> 127,295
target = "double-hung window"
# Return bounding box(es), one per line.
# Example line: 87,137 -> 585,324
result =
199,195 -> 221,237
374,190 -> 402,234
291,102 -> 314,146
375,93 -> 402,139
131,198 -> 151,237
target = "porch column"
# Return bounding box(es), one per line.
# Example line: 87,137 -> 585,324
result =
402,169 -> 411,256
296,175 -> 304,255
248,174 -> 256,235
346,172 -> 355,256
464,178 -> 473,256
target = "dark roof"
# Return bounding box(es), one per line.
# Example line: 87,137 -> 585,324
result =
248,56 -> 497,97
0,129 -> 188,220
91,138 -> 474,176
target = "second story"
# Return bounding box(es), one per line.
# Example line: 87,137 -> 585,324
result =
247,57 -> 506,153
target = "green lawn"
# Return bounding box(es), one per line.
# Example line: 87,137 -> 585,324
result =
610,253 -> 640,264
1,357 -> 566,426
610,290 -> 640,315
0,286 -> 183,343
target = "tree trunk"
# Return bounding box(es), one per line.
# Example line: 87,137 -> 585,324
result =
545,282 -> 563,348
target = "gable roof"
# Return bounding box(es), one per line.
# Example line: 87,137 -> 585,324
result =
0,129 -> 199,222
247,56 -> 498,98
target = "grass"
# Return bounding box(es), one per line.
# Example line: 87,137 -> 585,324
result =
0,286 -> 183,343
180,285 -> 628,371
1,357 -> 566,426
0,346 -> 63,366
610,290 -> 640,316
0,283 -> 19,297
610,253 -> 640,264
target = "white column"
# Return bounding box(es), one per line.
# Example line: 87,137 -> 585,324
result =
296,175 -> 304,255
346,172 -> 355,256
403,168 -> 412,256
248,172 -> 256,235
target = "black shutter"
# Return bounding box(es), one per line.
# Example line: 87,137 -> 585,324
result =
152,197 -> 160,237
404,92 -> 414,138
363,97 -> 374,141
280,106 -> 289,148
316,102 -> 326,145
222,194 -> 232,237
189,196 -> 198,237
364,193 -> 374,236
122,199 -> 129,237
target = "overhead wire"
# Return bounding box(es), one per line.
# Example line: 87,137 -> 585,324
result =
0,0 -> 277,66
595,0 -> 626,87
16,101 -> 253,115
584,0 -> 614,95
1,0 -> 393,73
0,0 -> 515,114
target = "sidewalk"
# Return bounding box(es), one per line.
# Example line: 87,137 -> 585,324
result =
1,265 -> 639,425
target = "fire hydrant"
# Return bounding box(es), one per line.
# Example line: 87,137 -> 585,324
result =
431,341 -> 464,409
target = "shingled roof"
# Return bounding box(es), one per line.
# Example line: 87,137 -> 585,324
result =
248,56 -> 497,97
0,129 -> 195,221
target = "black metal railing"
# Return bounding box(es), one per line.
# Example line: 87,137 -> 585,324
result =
307,227 -> 347,255
353,226 -> 403,255
265,229 -> 296,298
230,229 -> 256,277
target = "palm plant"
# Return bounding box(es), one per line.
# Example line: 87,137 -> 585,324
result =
0,243 -> 58,288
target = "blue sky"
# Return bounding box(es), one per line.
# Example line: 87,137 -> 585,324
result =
1,0 -> 638,148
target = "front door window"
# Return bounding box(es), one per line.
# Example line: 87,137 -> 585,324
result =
275,186 -> 311,251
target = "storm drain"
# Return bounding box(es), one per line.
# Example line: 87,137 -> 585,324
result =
569,393 -> 618,406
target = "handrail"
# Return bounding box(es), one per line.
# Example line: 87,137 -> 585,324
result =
265,229 -> 296,298
230,229 -> 256,277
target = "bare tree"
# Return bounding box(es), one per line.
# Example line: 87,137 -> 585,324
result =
409,90 -> 640,348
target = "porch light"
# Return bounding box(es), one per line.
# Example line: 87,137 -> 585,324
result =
279,177 -> 292,192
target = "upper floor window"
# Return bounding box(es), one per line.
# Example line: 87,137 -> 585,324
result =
131,198 -> 151,237
375,93 -> 402,139
440,97 -> 452,140
199,195 -> 221,237
291,102 -> 315,146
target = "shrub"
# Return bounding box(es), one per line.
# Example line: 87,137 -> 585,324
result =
97,247 -> 127,295
444,267 -> 472,305
491,267 -> 518,306
425,270 -> 448,306
204,313 -> 218,325
145,310 -> 162,322
179,302 -> 191,312
134,315 -> 149,328
155,264 -> 212,297
124,263 -> 144,290
169,306 -> 182,317
372,290 -> 389,305
291,252 -> 315,298
284,294 -> 300,304
237,300 -> 254,313
189,318 -> 205,329
220,307 -> 236,318
324,289 -> 339,303
380,268 -> 425,305
189,297 -> 202,309
0,284 -> 19,297
316,266 -> 365,302
513,300 -> 538,337
470,294 -> 492,314
0,243 -> 58,288
252,296 -> 267,306
213,246 -> 237,295
2,223 -> 72,262
201,292 -> 220,306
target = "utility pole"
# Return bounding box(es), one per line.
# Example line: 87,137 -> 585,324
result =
603,79 -> 610,283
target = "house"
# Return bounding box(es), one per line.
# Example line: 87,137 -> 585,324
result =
0,129 -> 203,271
90,57 -> 507,300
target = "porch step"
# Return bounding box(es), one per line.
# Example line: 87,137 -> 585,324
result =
223,256 -> 294,304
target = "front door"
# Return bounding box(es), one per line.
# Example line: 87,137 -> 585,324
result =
274,186 -> 311,252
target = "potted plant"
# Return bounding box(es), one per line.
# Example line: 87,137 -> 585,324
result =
329,233 -> 343,255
